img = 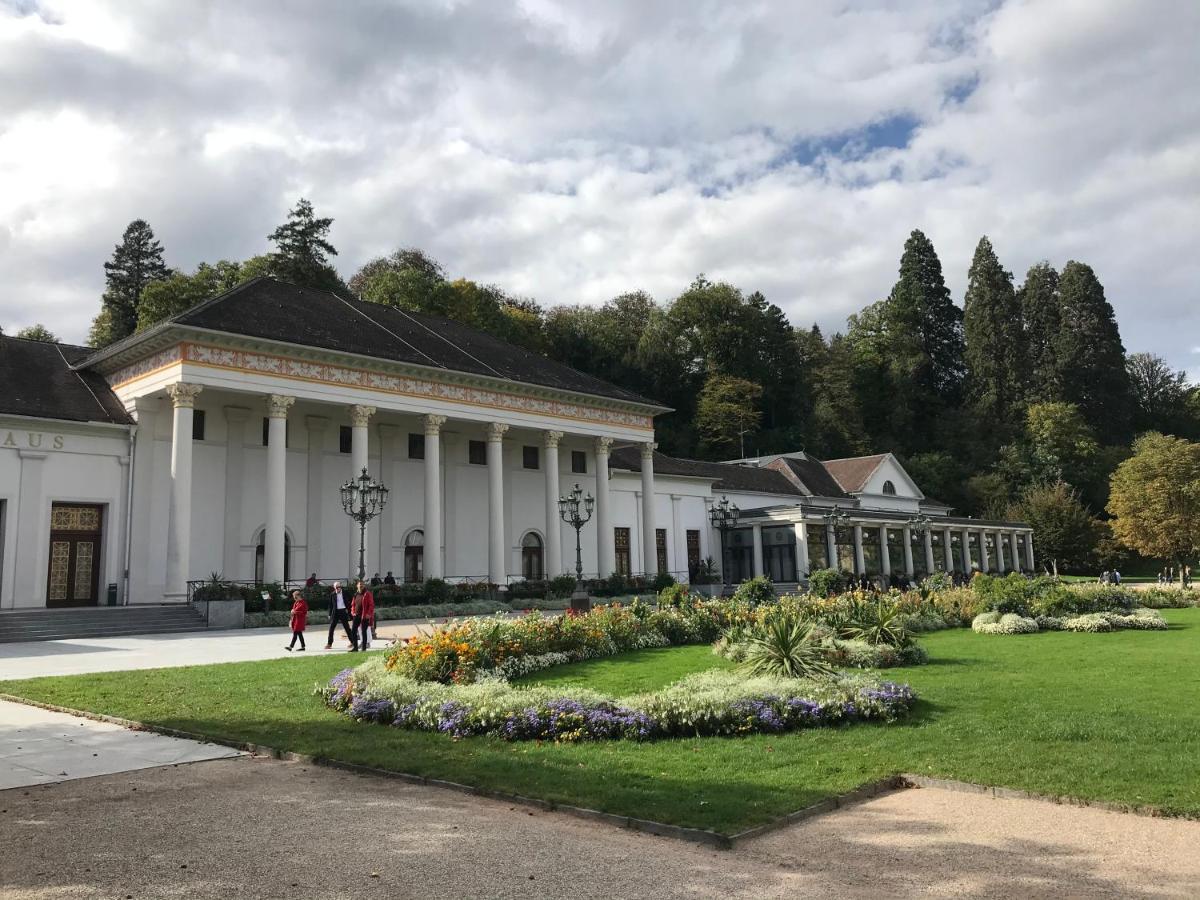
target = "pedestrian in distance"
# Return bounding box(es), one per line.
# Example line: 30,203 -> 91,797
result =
370,572 -> 383,587
351,580 -> 375,652
285,589 -> 308,651
383,571 -> 396,586
325,581 -> 357,651
305,572 -> 318,587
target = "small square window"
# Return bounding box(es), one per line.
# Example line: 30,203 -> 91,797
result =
339,426 -> 353,454
571,450 -> 587,474
523,445 -> 539,469
191,409 -> 206,441
408,433 -> 425,460
468,440 -> 487,465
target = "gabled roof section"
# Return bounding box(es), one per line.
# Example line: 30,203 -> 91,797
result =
79,277 -> 666,409
0,336 -> 132,425
822,454 -> 890,494
767,455 -> 851,499
608,447 -> 806,496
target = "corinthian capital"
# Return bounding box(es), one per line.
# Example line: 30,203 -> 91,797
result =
594,436 -> 614,456
348,404 -> 376,428
166,383 -> 203,409
424,414 -> 447,436
486,422 -> 509,442
543,430 -> 564,449
639,441 -> 658,460
266,394 -> 295,419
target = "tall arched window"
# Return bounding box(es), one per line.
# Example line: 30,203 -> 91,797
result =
521,532 -> 544,580
404,529 -> 424,583
882,480 -> 896,496
254,530 -> 291,584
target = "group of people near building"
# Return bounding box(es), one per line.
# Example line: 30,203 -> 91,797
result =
283,579 -> 377,652
1158,566 -> 1192,586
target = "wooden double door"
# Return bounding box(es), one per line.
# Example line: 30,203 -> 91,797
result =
46,503 -> 103,608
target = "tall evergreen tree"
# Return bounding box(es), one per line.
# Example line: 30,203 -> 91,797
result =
89,219 -> 169,346
267,199 -> 345,294
1017,262 -> 1061,402
963,236 -> 1027,450
1053,261 -> 1132,442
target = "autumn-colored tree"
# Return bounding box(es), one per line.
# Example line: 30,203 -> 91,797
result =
1107,432 -> 1200,582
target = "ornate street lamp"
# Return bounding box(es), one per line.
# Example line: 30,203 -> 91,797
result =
708,495 -> 740,592
340,467 -> 389,582
822,505 -> 851,571
906,513 -> 932,535
558,482 -> 594,612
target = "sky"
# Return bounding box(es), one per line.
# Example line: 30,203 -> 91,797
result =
1,0 -> 1198,374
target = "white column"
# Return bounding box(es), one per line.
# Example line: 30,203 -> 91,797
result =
979,530 -> 991,573
923,529 -> 936,576
222,405 -> 251,579
751,523 -> 764,577
942,528 -> 955,572
376,424 -> 400,577
165,383 -> 202,599
1025,533 -> 1035,571
593,438 -> 614,577
11,450 -> 47,607
960,528 -> 972,574
793,522 -> 810,581
303,415 -> 329,579
901,525 -> 915,577
1010,532 -> 1020,573
879,525 -> 892,577
670,495 -> 683,574
640,441 -> 657,575
264,393 -> 293,584
347,404 -> 375,578
487,422 -> 509,585
424,415 -> 446,579
852,524 -> 865,575
543,430 -> 563,577
825,523 -> 837,571
994,530 -> 1006,573
128,398 -> 160,601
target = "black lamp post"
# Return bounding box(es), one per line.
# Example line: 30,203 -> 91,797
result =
822,504 -> 850,570
905,513 -> 932,535
708,495 -> 740,592
339,467 -> 389,582
558,482 -> 594,612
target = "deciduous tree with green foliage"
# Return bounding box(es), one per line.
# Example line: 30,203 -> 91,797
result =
136,260 -> 246,331
14,324 -> 58,342
1008,480 -> 1100,574
695,375 -> 763,457
1126,352 -> 1191,436
1107,432 -> 1200,582
89,219 -> 169,346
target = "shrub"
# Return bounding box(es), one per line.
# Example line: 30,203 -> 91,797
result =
921,571 -> 953,593
972,572 -> 1049,615
657,582 -> 692,609
652,572 -> 677,591
732,575 -> 776,607
423,578 -> 453,605
548,575 -> 578,598
843,596 -> 911,648
972,612 -> 1039,634
823,640 -> 928,669
807,568 -> 842,598
738,617 -> 833,680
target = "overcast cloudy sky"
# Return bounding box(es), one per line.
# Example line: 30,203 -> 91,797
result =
1,0 -> 1197,371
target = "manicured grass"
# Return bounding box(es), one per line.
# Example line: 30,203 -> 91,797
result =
519,644 -> 733,693
3,611 -> 1200,834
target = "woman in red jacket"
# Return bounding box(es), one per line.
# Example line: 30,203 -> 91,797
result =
285,590 -> 308,651
351,580 -> 375,652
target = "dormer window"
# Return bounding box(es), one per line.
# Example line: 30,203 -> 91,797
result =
882,480 -> 896,496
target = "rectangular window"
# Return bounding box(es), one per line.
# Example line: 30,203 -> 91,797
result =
191,409 -> 206,441
262,418 -> 289,447
339,426 -> 352,454
408,433 -> 425,460
468,440 -> 487,465
523,445 -> 539,470
656,528 -> 668,574
762,525 -> 797,582
806,523 -> 831,569
686,529 -> 701,577
571,450 -> 587,474
614,527 -> 631,576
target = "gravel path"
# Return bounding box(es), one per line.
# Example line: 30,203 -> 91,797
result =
3,755 -> 1198,899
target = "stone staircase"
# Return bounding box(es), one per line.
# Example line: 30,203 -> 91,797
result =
0,605 -> 207,643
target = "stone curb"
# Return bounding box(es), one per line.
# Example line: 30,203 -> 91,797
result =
897,773 -> 1185,819
727,775 -> 908,845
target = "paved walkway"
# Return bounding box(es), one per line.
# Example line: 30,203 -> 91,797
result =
0,699 -> 241,790
3,754 -> 1198,898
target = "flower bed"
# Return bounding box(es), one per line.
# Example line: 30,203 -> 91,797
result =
972,608 -> 1167,634
321,658 -> 916,742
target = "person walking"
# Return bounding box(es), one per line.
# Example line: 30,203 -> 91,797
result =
325,581 -> 357,651
285,589 -> 308,651
351,580 -> 375,651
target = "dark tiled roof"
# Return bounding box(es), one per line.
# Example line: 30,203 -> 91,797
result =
822,454 -> 888,493
768,456 -> 851,499
0,336 -> 132,425
92,277 -> 662,407
608,447 -> 805,496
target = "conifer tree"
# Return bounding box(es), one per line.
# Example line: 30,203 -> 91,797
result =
963,236 -> 1027,449
1053,261 -> 1132,442
89,219 -> 169,346
1018,262 -> 1061,402
267,198 -> 345,294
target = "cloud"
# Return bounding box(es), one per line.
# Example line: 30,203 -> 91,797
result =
0,0 -> 1196,379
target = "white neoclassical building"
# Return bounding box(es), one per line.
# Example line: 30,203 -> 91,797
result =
0,277 -> 1034,611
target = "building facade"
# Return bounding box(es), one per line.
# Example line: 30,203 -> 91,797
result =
0,278 -> 1034,610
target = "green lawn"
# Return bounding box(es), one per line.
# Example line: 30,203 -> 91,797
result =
519,644 -> 734,693
3,610 -> 1199,835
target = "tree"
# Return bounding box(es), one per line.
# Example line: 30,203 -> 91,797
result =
1107,432 -> 1200,581
1018,262 -> 1060,403
136,261 -> 246,331
695,375 -> 763,457
1126,352 -> 1190,435
1053,261 -> 1132,442
1008,481 -> 1100,574
963,236 -> 1027,449
267,199 -> 345,294
89,219 -> 169,346
349,247 -> 445,300
14,324 -> 58,342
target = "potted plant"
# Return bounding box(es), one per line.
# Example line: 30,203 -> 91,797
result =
690,557 -> 721,597
190,572 -> 246,629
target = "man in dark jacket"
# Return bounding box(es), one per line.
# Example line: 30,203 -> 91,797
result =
324,581 -> 357,650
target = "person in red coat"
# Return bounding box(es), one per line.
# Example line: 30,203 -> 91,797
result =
285,590 -> 308,651
351,581 -> 375,652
